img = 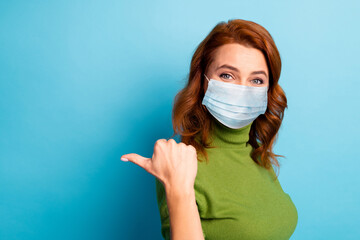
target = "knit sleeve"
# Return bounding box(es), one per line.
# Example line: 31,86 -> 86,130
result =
155,178 -> 171,240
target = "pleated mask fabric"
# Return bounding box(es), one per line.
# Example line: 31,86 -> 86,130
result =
202,74 -> 268,129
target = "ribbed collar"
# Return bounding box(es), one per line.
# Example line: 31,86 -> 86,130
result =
208,116 -> 252,149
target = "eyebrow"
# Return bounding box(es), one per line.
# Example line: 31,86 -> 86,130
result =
216,64 -> 268,78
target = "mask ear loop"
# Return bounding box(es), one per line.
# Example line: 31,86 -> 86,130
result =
203,74 -> 210,82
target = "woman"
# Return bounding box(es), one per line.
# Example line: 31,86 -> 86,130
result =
121,19 -> 298,240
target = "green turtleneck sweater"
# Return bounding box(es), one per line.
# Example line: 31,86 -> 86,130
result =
155,117 -> 298,240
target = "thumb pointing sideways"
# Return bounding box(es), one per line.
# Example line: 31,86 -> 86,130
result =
121,153 -> 151,170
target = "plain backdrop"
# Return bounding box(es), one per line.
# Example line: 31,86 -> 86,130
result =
1,0 -> 359,239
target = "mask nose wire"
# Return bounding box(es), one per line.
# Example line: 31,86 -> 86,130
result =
204,74 -> 210,82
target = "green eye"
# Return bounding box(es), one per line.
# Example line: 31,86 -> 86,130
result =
220,73 -> 233,80
253,78 -> 264,84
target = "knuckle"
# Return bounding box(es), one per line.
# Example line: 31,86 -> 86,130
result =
156,139 -> 165,144
187,144 -> 196,150
154,139 -> 165,147
188,145 -> 197,153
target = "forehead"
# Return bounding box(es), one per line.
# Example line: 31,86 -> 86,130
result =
211,43 -> 268,73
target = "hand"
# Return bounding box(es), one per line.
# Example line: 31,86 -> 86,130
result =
121,139 -> 198,193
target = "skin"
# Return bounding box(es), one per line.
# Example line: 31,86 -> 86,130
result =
204,43 -> 270,93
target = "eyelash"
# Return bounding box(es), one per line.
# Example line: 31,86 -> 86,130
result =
220,73 -> 264,85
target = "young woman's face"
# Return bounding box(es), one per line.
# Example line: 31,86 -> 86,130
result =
205,43 -> 270,89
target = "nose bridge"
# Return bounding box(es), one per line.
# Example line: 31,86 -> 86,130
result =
234,80 -> 247,86
229,77 -> 251,87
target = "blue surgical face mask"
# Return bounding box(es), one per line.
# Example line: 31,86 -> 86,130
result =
202,74 -> 268,129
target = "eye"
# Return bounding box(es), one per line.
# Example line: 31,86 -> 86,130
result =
220,73 -> 233,80
252,78 -> 264,85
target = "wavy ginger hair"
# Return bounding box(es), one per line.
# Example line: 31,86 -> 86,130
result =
168,19 -> 287,179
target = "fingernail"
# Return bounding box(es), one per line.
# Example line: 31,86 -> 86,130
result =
121,157 -> 129,162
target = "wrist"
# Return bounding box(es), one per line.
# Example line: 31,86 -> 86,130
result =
165,184 -> 195,200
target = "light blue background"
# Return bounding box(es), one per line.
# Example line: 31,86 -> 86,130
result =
1,0 -> 359,239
